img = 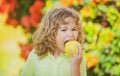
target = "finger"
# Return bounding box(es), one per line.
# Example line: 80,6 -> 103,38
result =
69,49 -> 75,57
69,49 -> 73,56
78,44 -> 82,56
78,47 -> 83,59
76,44 -> 79,55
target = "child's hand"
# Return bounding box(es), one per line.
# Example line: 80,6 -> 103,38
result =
70,44 -> 82,76
70,44 -> 83,67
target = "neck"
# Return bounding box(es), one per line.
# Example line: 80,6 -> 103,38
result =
53,51 -> 64,58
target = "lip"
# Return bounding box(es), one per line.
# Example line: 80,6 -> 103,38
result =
64,40 -> 69,45
64,40 -> 74,45
64,38 -> 76,45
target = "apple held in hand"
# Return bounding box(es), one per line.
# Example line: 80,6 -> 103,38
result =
64,40 -> 81,55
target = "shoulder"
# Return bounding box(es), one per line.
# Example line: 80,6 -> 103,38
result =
29,49 -> 36,55
28,49 -> 50,60
27,49 -> 38,60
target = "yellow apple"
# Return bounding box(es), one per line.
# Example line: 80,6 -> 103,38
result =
64,40 -> 81,55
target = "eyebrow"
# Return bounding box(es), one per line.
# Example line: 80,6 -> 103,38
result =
60,26 -> 78,29
60,27 -> 67,30
72,27 -> 78,30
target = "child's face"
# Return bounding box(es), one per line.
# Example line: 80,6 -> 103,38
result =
56,17 -> 79,52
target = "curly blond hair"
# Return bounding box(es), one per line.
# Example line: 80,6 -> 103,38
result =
32,7 -> 84,56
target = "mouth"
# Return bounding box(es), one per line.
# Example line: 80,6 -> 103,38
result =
64,40 -> 77,45
64,40 -> 69,45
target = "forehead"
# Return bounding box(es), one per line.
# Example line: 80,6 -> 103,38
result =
64,17 -> 77,23
59,17 -> 78,26
60,17 -> 78,25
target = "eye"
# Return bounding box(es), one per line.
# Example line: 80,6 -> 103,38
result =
61,29 -> 67,31
72,28 -> 78,31
60,27 -> 67,31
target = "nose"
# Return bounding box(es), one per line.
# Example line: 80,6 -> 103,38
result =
67,30 -> 74,39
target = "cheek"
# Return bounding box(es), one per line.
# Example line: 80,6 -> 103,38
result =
56,33 -> 65,45
56,33 -> 63,45
74,32 -> 79,39
56,37 -> 64,51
